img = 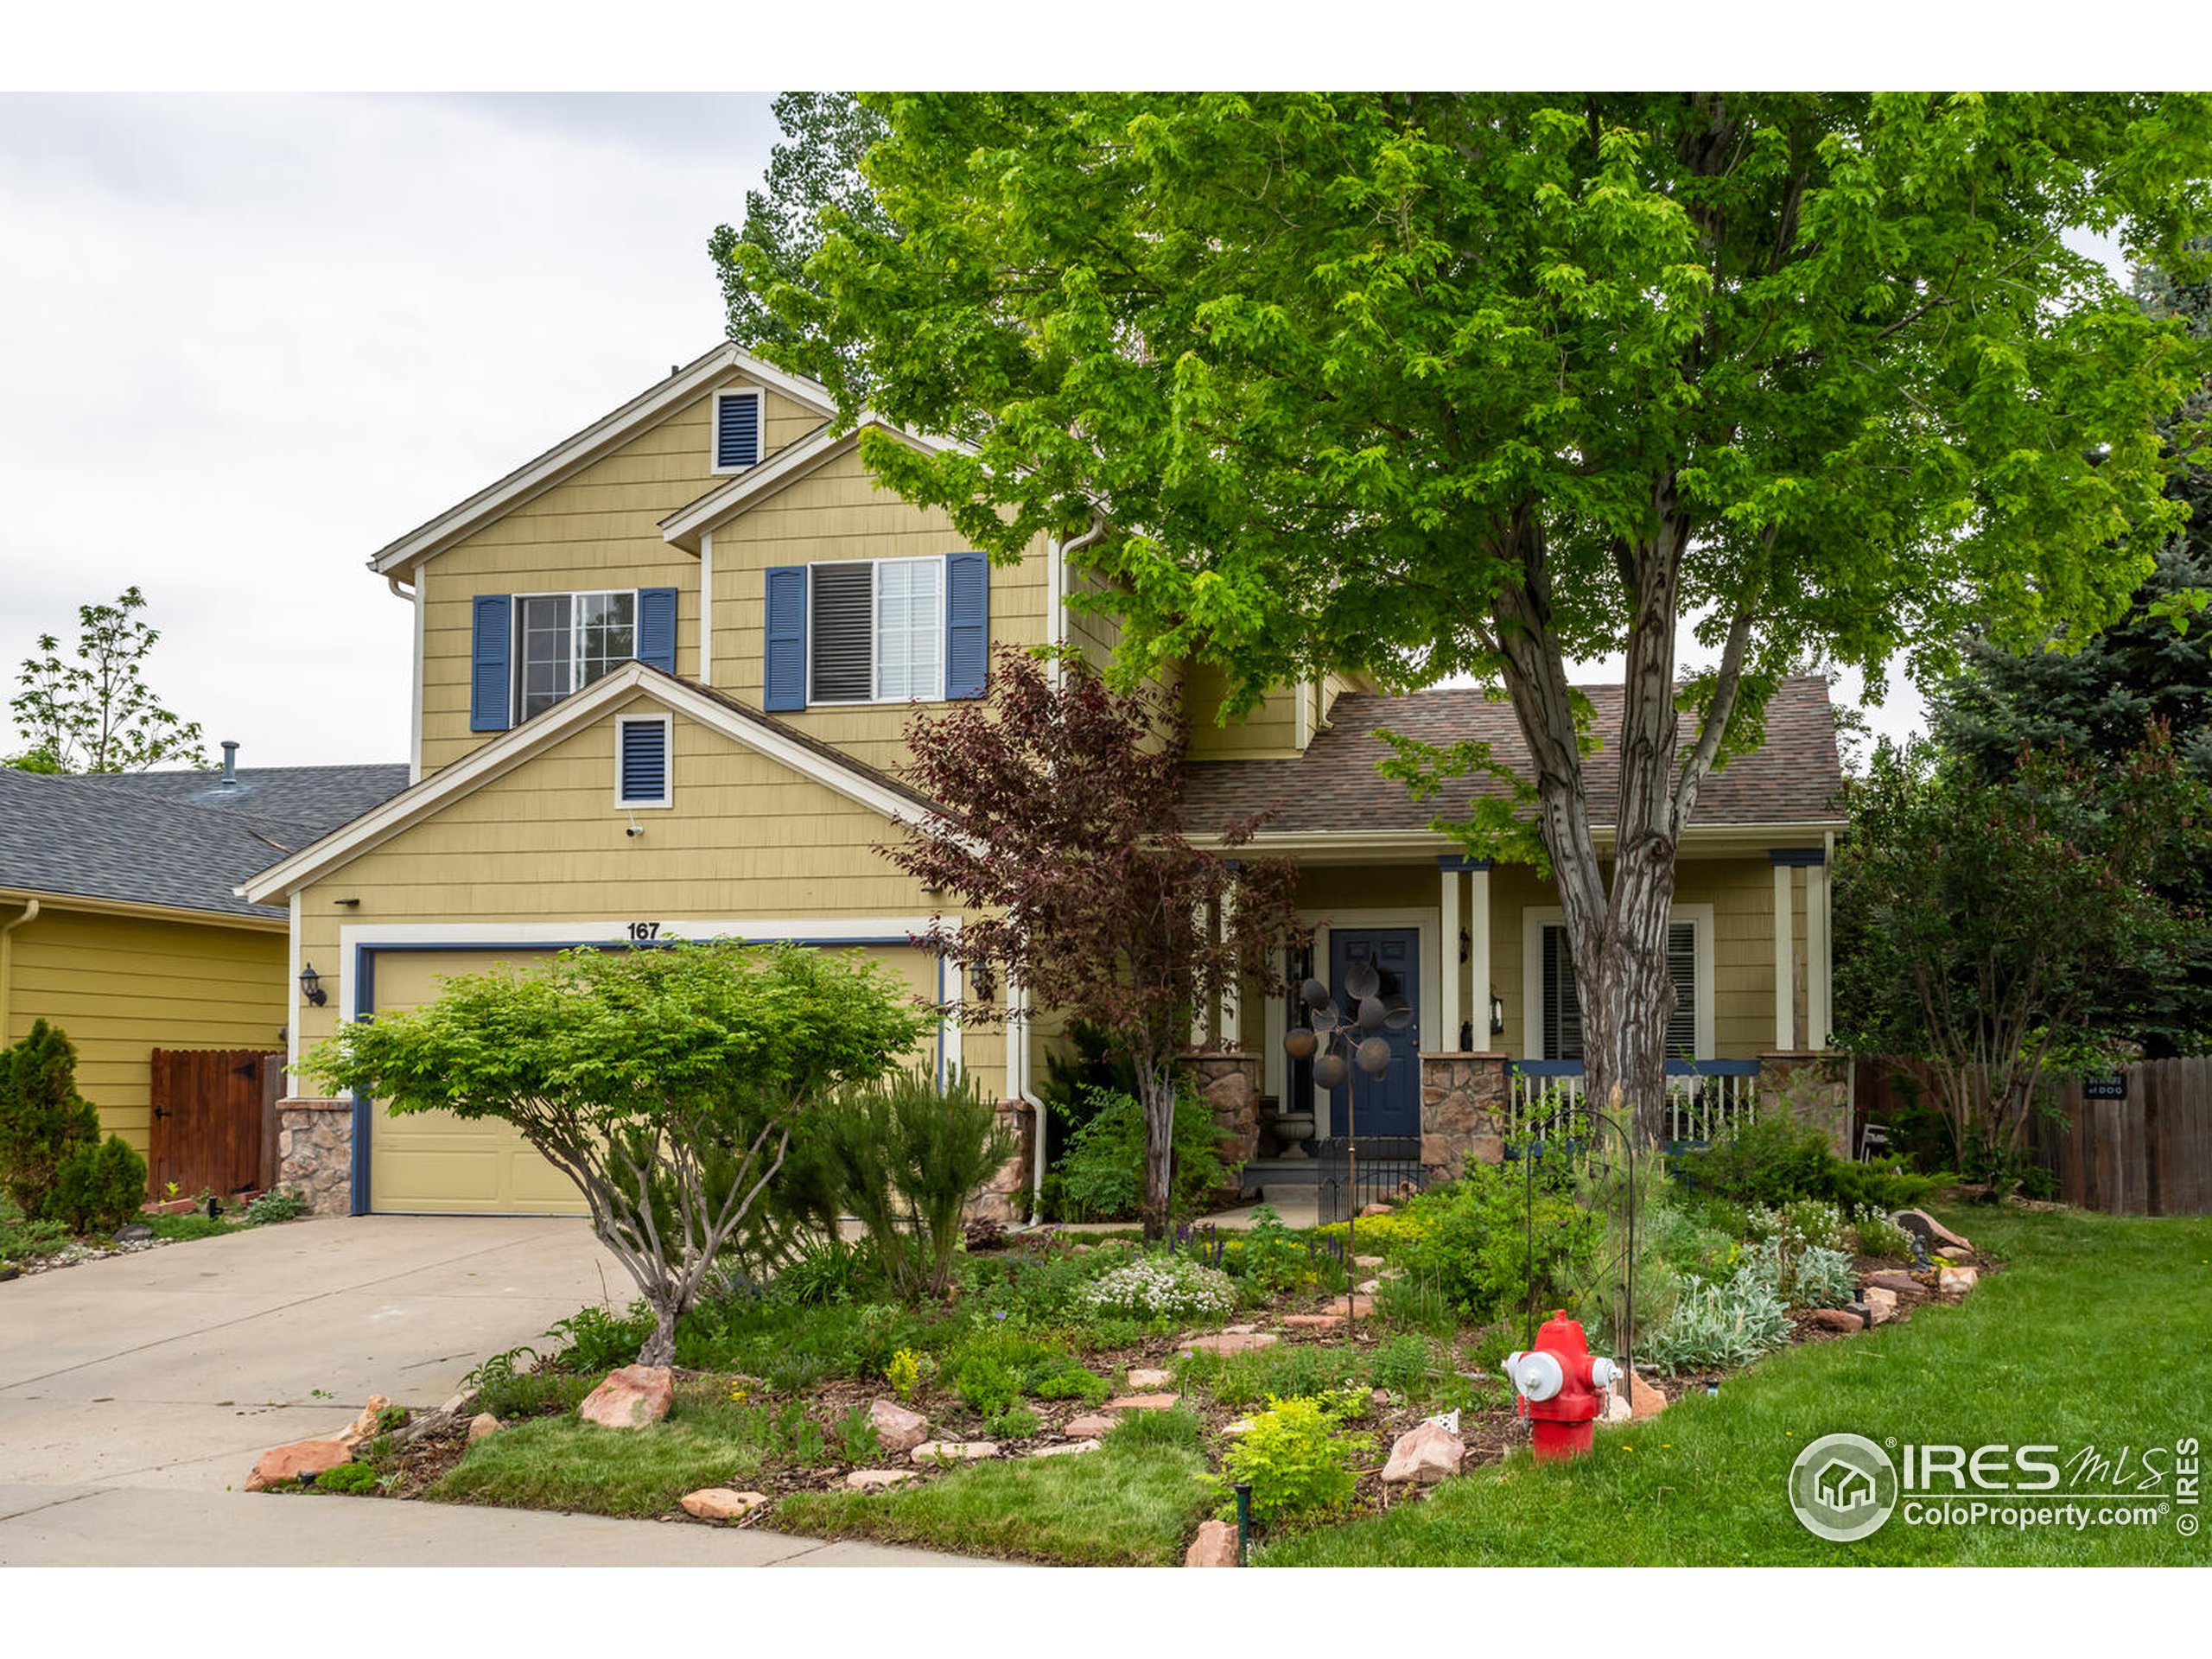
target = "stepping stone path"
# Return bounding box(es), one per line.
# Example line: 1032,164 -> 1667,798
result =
1353,1255 -> 1386,1269
1027,1440 -> 1103,1459
912,1440 -> 1000,1463
1179,1332 -> 1279,1356
846,1469 -> 915,1491
1281,1313 -> 1344,1331
1063,1414 -> 1118,1438
1126,1367 -> 1173,1390
1357,1279 -> 1382,1295
680,1488 -> 768,1521
1105,1393 -> 1180,1411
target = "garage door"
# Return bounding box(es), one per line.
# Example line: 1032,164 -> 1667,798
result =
365,942 -> 944,1215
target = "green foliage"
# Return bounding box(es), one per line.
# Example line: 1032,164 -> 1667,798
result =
1029,1363 -> 1109,1408
1077,1254 -> 1237,1322
1214,1390 -> 1374,1530
833,1404 -> 882,1465
1788,1246 -> 1859,1311
462,1347 -> 597,1422
1045,1085 -> 1229,1224
1101,1401 -> 1204,1454
984,1403 -> 1043,1440
1219,1204 -> 1310,1294
1175,1341 -> 1367,1411
1834,734 -> 2212,1159
312,940 -> 928,1364
9,585 -> 205,772
240,1185 -> 305,1226
1641,1268 -> 1793,1376
886,1348 -> 925,1402
1848,1207 -> 1918,1262
944,1324 -> 1075,1416
810,1064 -> 1014,1303
0,1198 -> 72,1263
547,1304 -> 658,1375
313,1460 -> 382,1495
1370,1274 -> 1459,1340
1385,1161 -> 1600,1327
47,1135 -> 147,1234
1367,1334 -> 1445,1401
0,1020 -> 100,1223
1675,1112 -> 1947,1212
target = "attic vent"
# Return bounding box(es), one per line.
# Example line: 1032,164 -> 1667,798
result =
617,715 -> 671,809
715,389 -> 761,470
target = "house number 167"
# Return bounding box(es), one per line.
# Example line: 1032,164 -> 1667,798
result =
626,921 -> 663,941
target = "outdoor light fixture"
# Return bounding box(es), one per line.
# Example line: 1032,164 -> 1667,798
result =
299,964 -> 327,1007
970,961 -> 997,1001
1490,990 -> 1506,1037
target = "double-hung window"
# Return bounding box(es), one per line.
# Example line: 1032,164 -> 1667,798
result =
515,590 -> 637,721
809,557 -> 944,704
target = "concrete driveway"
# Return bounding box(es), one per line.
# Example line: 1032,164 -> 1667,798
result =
0,1215 -> 987,1566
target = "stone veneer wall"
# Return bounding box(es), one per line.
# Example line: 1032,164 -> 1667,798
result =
1758,1052 -> 1853,1156
1181,1052 -> 1262,1168
1416,1054 -> 1514,1183
276,1098 -> 353,1216
968,1099 -> 1039,1227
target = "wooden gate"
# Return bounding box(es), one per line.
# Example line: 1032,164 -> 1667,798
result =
149,1048 -> 283,1201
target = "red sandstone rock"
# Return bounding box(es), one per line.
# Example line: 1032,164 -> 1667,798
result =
1185,1518 -> 1240,1567
577,1364 -> 673,1429
246,1439 -> 353,1491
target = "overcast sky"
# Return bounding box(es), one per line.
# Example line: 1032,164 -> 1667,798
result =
0,92 -> 2132,772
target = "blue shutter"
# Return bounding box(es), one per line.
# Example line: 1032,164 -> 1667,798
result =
716,391 -> 760,469
637,587 -> 677,674
469,594 -> 512,732
763,565 -> 807,712
620,719 -> 669,804
944,552 -> 988,700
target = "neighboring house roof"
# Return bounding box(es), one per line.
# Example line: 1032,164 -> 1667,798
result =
237,664 -> 944,906
1181,675 -> 1846,838
1,763 -> 410,922
367,342 -> 838,578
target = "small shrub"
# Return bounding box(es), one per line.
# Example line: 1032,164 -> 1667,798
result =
0,1020 -> 100,1222
1372,1274 -> 1458,1339
1223,1205 -> 1307,1294
1103,1401 -> 1204,1452
48,1135 -> 149,1234
886,1347 -> 925,1402
1031,1361 -> 1109,1408
314,1460 -> 381,1495
1385,1162 -> 1600,1326
547,1303 -> 658,1373
1214,1391 -> 1373,1529
984,1403 -> 1042,1440
833,1404 -> 882,1465
241,1185 -> 306,1225
1673,1113 -> 1834,1205
1789,1245 -> 1859,1310
1848,1206 -> 1917,1262
1047,1086 -> 1230,1224
1368,1333 -> 1441,1401
1080,1315 -> 1145,1351
1641,1268 -> 1792,1375
1176,1340 -> 1366,1410
1079,1255 -> 1236,1322
773,1241 -> 862,1308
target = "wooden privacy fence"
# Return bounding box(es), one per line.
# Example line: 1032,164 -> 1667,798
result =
149,1048 -> 283,1202
2031,1058 -> 2212,1217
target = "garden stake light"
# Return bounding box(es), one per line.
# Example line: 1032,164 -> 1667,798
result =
1235,1481 -> 1253,1565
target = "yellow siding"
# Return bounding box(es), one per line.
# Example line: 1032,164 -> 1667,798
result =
4,908 -> 285,1156
289,692 -> 999,1096
416,381 -> 823,775
708,445 -> 1051,774
1183,661 -> 1303,759
1064,564 -> 1124,674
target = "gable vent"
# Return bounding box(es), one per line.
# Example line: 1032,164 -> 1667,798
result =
618,717 -> 670,806
715,391 -> 761,470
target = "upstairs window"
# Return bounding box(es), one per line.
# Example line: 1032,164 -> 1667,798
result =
809,557 -> 944,704
713,389 -> 762,471
516,590 -> 636,721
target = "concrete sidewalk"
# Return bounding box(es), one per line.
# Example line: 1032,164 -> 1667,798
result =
0,1215 -> 988,1567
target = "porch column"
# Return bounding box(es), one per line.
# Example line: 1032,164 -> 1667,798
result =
1437,858 -> 1461,1051
1771,855 -> 1796,1052
1217,880 -> 1241,1048
1190,899 -> 1211,1048
1806,855 -> 1832,1050
1469,861 -> 1491,1047
1308,919 -> 1330,1118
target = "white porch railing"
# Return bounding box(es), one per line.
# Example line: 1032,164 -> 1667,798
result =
1504,1060 -> 1763,1148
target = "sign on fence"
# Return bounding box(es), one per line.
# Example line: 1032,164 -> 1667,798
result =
2082,1074 -> 2128,1101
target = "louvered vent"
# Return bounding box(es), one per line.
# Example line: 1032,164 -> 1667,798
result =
715,391 -> 760,469
619,719 -> 668,804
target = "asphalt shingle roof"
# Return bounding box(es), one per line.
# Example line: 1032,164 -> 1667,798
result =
1180,676 -> 1846,837
0,763 -> 409,921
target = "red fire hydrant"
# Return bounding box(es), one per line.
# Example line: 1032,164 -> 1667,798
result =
1505,1310 -> 1619,1463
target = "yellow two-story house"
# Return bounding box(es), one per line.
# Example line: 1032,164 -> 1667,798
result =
245,343 -> 1849,1220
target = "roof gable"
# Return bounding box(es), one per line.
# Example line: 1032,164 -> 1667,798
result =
369,343 -> 838,578
658,416 -> 966,552
238,664 -> 943,904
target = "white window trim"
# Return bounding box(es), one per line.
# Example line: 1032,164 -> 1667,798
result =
512,588 -> 639,721
1520,904 -> 1715,1063
710,387 -> 765,474
613,712 -> 674,810
805,556 -> 946,708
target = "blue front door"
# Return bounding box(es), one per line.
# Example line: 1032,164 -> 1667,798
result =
1325,928 -> 1421,1137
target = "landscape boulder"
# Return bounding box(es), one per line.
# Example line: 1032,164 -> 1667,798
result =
1865,1270 -> 1929,1300
1381,1420 -> 1465,1485
1861,1287 -> 1898,1325
578,1364 -> 674,1430
1808,1307 -> 1865,1333
1891,1209 -> 1974,1255
337,1393 -> 394,1447
467,1412 -> 503,1444
869,1398 -> 930,1455
680,1487 -> 769,1522
1626,1371 -> 1667,1419
245,1438 -> 353,1492
1937,1264 -> 1980,1294
1185,1518 -> 1240,1567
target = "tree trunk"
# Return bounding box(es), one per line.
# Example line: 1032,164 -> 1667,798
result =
1135,1055 -> 1176,1243
1574,856 -> 1683,1145
639,1306 -> 678,1370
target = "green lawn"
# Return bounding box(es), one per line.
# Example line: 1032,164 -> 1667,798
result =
1262,1207 -> 2212,1566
